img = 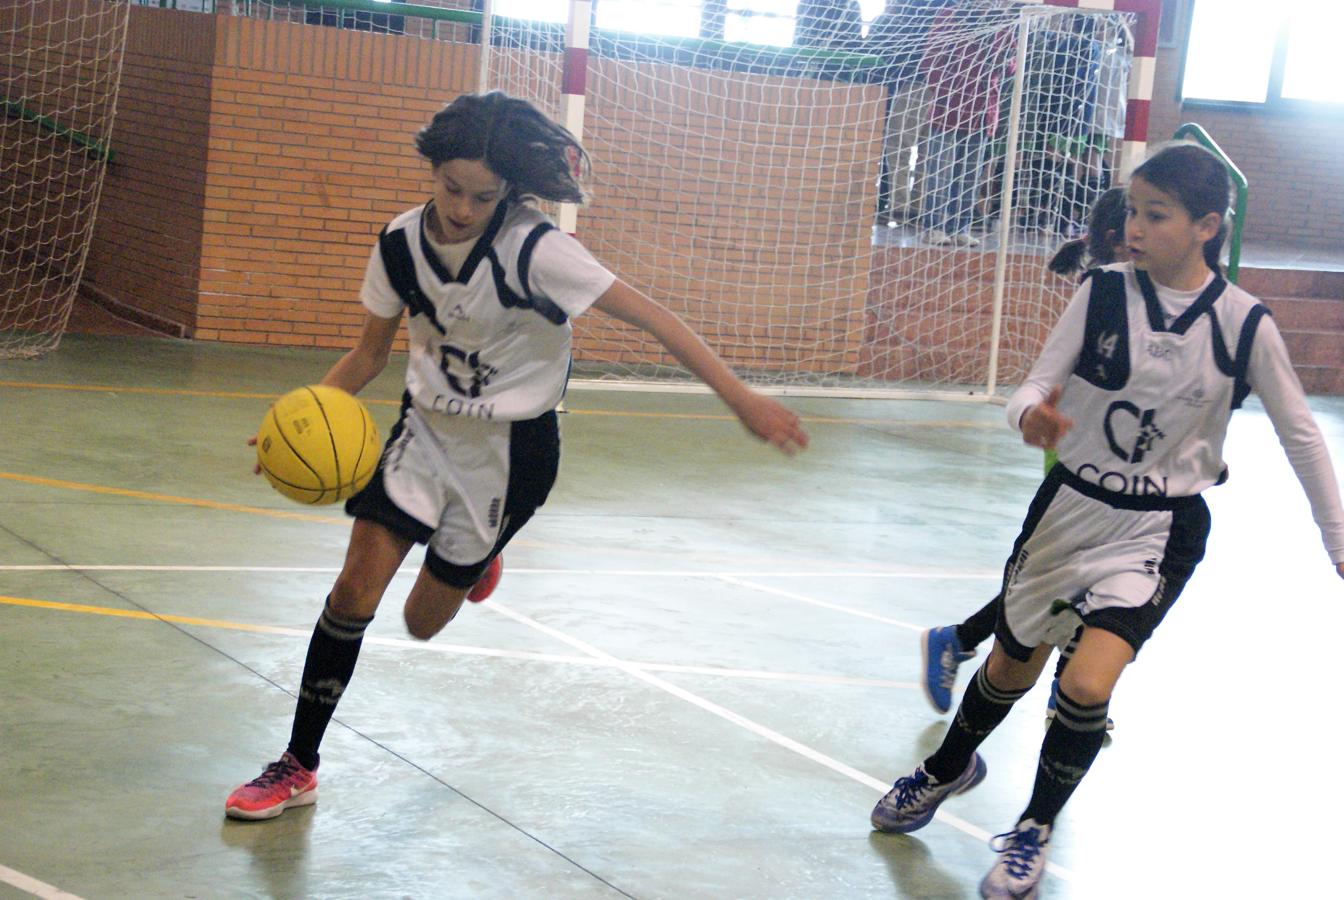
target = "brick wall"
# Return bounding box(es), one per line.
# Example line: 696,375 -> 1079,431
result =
86,9 -> 879,373
575,61 -> 878,374
194,15 -> 477,348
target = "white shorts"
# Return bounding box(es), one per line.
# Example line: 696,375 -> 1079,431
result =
347,394 -> 559,585
997,465 -> 1210,660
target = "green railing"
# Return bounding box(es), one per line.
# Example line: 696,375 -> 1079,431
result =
1173,122 -> 1247,283
2,97 -> 115,163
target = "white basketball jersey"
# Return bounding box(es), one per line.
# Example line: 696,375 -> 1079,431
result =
361,201 -> 615,423
1053,264 -> 1268,499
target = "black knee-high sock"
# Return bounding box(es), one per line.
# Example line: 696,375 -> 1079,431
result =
955,595 -> 1000,650
924,664 -> 1029,782
1020,684 -> 1109,826
286,598 -> 372,771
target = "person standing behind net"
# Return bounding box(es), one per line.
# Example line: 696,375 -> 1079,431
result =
867,0 -> 954,226
872,143 -> 1344,898
920,187 -> 1129,720
224,91 -> 809,821
917,2 -> 1017,247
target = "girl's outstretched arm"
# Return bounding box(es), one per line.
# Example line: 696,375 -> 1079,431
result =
592,279 -> 809,455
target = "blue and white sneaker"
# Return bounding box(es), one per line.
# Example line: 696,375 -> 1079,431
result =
871,753 -> 987,833
1045,677 -> 1115,731
921,626 -> 976,714
980,818 -> 1051,899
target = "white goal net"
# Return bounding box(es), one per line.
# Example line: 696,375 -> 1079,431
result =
0,0 -> 131,358
483,0 -> 1137,398
229,0 -> 1143,399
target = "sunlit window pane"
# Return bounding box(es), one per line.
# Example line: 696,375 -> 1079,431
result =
1282,5 -> 1344,102
491,1 -> 566,25
1181,0 -> 1276,102
724,13 -> 794,46
598,1 -> 702,37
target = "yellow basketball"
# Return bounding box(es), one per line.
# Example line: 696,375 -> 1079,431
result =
256,385 -> 381,505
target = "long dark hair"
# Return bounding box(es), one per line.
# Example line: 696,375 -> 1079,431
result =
1131,142 -> 1231,274
415,91 -> 590,204
1048,186 -> 1127,276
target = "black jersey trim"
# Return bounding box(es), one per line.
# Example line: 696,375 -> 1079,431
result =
379,226 -> 446,335
485,222 -> 568,326
1207,306 -> 1236,378
1057,463 -> 1203,511
1134,268 -> 1227,335
517,222 -> 556,303
1231,304 -> 1270,410
418,199 -> 510,286
1074,269 -> 1130,390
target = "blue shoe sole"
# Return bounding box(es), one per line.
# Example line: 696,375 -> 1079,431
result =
920,629 -> 952,714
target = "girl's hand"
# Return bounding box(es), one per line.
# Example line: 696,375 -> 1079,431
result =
733,392 -> 809,456
1336,562 -> 1344,581
247,435 -> 261,475
1020,386 -> 1074,450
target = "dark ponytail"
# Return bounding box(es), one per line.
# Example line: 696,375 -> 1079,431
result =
1047,186 -> 1127,276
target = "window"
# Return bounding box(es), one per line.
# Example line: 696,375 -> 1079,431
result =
1181,0 -> 1344,106
491,0 -> 887,45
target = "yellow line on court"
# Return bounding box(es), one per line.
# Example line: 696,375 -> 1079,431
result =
0,379 -> 284,402
0,594 -> 301,634
0,379 -> 993,428
0,472 -> 345,524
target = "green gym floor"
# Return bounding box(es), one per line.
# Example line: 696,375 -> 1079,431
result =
2,334 -> 1341,899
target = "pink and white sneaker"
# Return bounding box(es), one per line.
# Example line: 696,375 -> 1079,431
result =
225,751 -> 317,820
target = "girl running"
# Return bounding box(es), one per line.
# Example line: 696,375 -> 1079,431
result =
872,144 -> 1344,899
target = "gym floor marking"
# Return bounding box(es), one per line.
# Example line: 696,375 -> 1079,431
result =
0,471 -> 1001,574
0,593 -> 915,689
0,472 -> 346,525
0,380 -> 998,429
0,566 -> 1073,881
0,863 -> 86,900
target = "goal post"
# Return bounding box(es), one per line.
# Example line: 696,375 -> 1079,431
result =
479,0 -> 1162,400
0,0 -> 132,359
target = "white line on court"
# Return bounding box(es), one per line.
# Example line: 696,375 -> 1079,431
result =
0,864 -> 85,900
3,566 -> 1068,877
483,599 -> 1073,883
366,636 -> 916,689
0,564 -> 1001,579
0,595 -> 914,690
714,575 -> 932,631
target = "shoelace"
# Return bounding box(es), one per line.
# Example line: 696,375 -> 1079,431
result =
890,770 -> 932,808
248,758 -> 301,788
990,825 -> 1045,879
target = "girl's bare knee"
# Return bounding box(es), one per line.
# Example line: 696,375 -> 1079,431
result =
403,604 -> 457,641
985,642 -> 1050,692
328,576 -> 379,620
1057,672 -> 1113,706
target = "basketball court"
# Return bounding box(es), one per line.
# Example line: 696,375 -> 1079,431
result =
4,0 -> 1343,897
2,333 -> 1342,899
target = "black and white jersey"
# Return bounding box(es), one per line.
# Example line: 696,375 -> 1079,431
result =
360,200 -> 615,424
1008,262 -> 1344,563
